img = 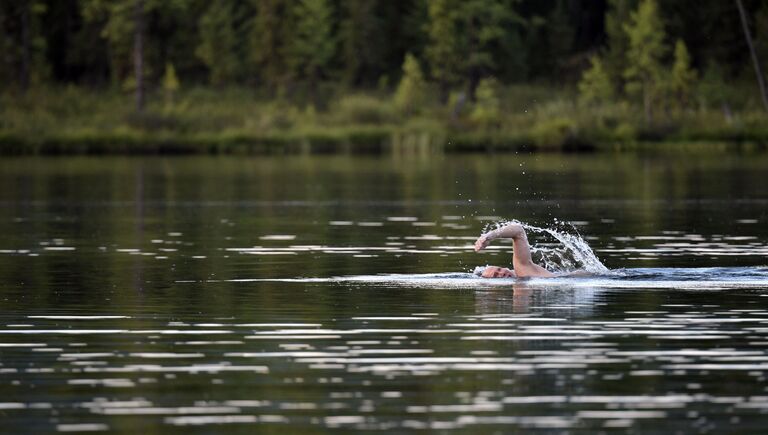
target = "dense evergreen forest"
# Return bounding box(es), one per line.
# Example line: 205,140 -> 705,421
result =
2,0 -> 768,154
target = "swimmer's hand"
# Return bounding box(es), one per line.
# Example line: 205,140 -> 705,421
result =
474,233 -> 494,252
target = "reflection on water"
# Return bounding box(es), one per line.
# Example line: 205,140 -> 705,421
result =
1,155 -> 768,433
4,291 -> 768,432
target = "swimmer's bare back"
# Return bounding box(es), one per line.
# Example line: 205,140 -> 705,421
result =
474,222 -> 555,278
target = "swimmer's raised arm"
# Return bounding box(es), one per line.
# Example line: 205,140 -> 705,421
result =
474,222 -> 527,252
474,222 -> 554,278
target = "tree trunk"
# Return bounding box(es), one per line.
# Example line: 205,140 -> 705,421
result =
133,0 -> 145,112
20,0 -> 31,91
467,68 -> 481,103
735,0 -> 768,112
643,83 -> 652,124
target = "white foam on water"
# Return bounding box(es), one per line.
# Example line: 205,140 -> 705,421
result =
499,219 -> 610,274
199,267 -> 768,291
56,423 -> 109,432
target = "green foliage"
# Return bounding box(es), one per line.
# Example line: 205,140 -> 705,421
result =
249,0 -> 292,91
0,0 -> 49,89
623,0 -> 667,121
289,0 -> 336,82
578,56 -> 614,106
461,0 -> 520,77
340,0 -> 384,86
332,94 -> 394,125
546,0 -> 575,75
81,0 -> 137,85
196,1 -> 241,86
5,0 -> 768,153
698,62 -> 733,109
2,0 -> 767,107
531,117 -> 577,149
526,1 -> 618,81
470,77 -> 501,127
425,0 -> 524,99
394,53 -> 426,114
81,0 -> 189,95
670,39 -> 697,108
162,62 -> 179,107
425,0 -> 462,97
603,0 -> 636,92
4,83 -> 768,154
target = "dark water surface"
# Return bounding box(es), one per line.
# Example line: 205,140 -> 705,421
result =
1,154 -> 768,433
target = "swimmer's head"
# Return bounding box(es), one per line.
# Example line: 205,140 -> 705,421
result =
477,266 -> 516,278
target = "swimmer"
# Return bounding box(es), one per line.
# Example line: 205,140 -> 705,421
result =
474,221 -> 555,278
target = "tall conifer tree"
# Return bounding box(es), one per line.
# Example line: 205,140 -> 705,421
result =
289,0 -> 336,104
425,0 -> 461,103
670,39 -> 697,109
340,0 -> 383,86
623,0 -> 667,122
603,0 -> 636,93
250,0 -> 291,93
196,1 -> 240,86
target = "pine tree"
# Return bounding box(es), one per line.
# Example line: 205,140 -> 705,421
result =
623,0 -> 667,122
426,0 -> 522,102
603,0 -> 637,93
82,0 -> 188,111
425,0 -> 461,103
0,0 -> 48,90
196,1 -> 240,86
394,53 -> 426,114
670,39 -> 696,109
340,0 -> 384,86
82,0 -> 143,108
470,77 -> 501,127
249,0 -> 291,93
461,0 -> 519,100
162,62 -> 179,107
698,61 -> 734,119
578,56 -> 614,105
547,0 -> 575,76
289,0 -> 336,102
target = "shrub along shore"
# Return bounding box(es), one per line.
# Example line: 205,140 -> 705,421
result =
2,86 -> 768,155
4,0 -> 768,155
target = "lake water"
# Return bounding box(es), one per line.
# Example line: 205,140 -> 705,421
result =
1,153 -> 768,433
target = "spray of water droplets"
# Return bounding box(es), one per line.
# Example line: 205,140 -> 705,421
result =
484,219 -> 609,274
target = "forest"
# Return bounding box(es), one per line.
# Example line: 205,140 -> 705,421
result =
2,0 -> 768,153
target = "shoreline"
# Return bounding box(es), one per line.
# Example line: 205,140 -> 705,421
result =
2,131 -> 767,155
4,86 -> 768,156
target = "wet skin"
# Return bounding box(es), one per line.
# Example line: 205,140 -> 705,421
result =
481,266 -> 516,278
475,222 -> 555,278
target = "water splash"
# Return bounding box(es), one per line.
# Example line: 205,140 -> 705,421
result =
490,220 -> 610,274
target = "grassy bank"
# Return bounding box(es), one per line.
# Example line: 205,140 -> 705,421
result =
2,86 -> 768,155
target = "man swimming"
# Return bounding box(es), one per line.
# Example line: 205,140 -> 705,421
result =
474,221 -> 555,278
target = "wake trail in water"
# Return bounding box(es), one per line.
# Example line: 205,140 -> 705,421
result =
200,267 -> 768,290
174,219 -> 768,290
